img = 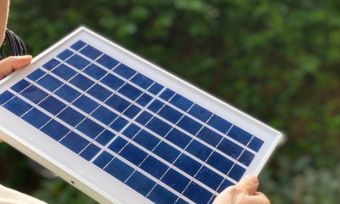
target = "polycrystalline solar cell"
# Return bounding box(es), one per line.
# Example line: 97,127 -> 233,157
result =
0,29 -> 279,204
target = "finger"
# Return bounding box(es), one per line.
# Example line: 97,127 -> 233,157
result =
11,55 -> 32,70
243,192 -> 271,204
235,174 -> 259,195
0,55 -> 32,79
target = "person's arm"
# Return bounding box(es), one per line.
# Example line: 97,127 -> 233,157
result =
213,175 -> 270,204
0,0 -> 10,46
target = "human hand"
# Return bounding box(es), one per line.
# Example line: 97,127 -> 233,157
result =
213,175 -> 270,204
0,55 -> 32,79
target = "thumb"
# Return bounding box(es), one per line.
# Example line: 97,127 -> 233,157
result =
0,55 -> 32,79
235,174 -> 259,195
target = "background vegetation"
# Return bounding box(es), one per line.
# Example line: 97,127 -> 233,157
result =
1,0 -> 339,203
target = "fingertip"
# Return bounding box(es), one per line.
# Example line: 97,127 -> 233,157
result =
237,174 -> 259,195
11,55 -> 32,69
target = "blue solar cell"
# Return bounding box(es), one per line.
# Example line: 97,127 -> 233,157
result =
0,91 -> 14,105
55,85 -> 81,102
228,164 -> 246,181
228,126 -> 252,146
113,64 -> 136,79
2,98 -> 20,114
136,111 -> 153,125
94,151 -> 113,168
108,137 -> 127,153
159,88 -> 175,101
206,152 -> 233,174
83,64 -> 107,80
57,107 -> 85,126
11,79 -> 30,93
20,85 -> 48,104
100,74 -> 124,91
91,106 -> 118,126
148,185 -> 177,204
41,120 -> 69,141
130,73 -> 154,89
208,115 -> 232,134
176,198 -> 189,204
36,74 -> 63,92
146,117 -> 172,137
71,40 -> 86,50
169,94 -> 193,112
217,179 -> 234,193
57,49 -> 73,60
177,116 -> 202,135
238,150 -> 255,166
39,96 -> 66,115
174,154 -> 201,176
183,182 -> 213,204
27,69 -> 46,81
189,104 -> 212,122
22,108 -> 50,128
140,156 -> 168,179
126,171 -> 156,196
42,58 -> 60,70
96,54 -> 119,69
158,105 -> 183,124
87,84 -> 111,101
134,130 -> 160,150
80,45 -> 102,60
119,144 -> 147,166
105,158 -> 134,182
135,93 -> 152,106
122,124 -> 140,138
217,138 -> 243,159
248,137 -> 264,152
147,100 -> 164,113
109,117 -> 128,132
72,95 -> 99,114
52,64 -> 77,80
96,130 -> 115,146
154,142 -> 180,163
197,127 -> 222,147
161,169 -> 190,193
195,166 -> 223,190
147,83 -> 163,95
80,144 -> 101,161
118,83 -> 143,101
186,140 -> 212,161
61,132 -> 89,154
166,128 -> 191,149
77,118 -> 104,139
123,105 -> 141,119
70,74 -> 94,91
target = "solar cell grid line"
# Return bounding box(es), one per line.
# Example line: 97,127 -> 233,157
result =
181,124 -> 235,204
6,88 -> 96,151
67,41 -> 259,161
39,50 -> 250,183
123,93 -> 189,197
91,80 -> 164,167
98,146 -> 195,204
0,27 -> 284,204
6,82 -> 201,203
15,46 -> 242,193
101,132 -> 218,200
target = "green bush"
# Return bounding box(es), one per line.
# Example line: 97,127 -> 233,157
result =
0,0 -> 338,203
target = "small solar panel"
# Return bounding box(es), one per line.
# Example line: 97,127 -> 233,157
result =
0,27 -> 284,204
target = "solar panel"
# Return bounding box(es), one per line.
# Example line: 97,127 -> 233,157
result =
0,27 -> 284,204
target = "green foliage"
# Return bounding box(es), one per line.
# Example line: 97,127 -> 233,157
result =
0,0 -> 338,203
